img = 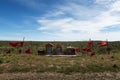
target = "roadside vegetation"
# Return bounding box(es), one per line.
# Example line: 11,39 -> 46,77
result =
0,41 -> 120,80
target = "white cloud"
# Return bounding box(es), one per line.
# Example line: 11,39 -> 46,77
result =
37,0 -> 120,41
111,0 -> 120,11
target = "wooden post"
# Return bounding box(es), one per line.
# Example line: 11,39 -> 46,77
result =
22,37 -> 25,54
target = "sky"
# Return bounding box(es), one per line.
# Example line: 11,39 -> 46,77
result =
0,0 -> 120,41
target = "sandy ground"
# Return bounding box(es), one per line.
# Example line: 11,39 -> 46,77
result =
0,72 -> 120,80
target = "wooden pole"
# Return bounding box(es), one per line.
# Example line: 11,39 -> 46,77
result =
106,39 -> 111,54
22,37 -> 25,54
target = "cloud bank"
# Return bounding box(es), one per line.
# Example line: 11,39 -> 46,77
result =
37,0 -> 120,41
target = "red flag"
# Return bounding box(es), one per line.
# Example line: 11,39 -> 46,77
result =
9,42 -> 18,47
18,42 -> 24,47
25,49 -> 31,54
6,50 -> 11,54
88,41 -> 93,46
82,48 -> 92,52
101,41 -> 107,46
75,48 -> 80,52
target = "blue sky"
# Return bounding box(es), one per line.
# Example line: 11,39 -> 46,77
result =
0,0 -> 120,41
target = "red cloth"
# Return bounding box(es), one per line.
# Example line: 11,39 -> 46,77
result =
25,49 -> 31,54
9,42 -> 18,47
75,48 -> 80,52
88,41 -> 93,46
6,50 -> 11,54
101,41 -> 107,46
18,42 -> 24,47
82,48 -> 92,52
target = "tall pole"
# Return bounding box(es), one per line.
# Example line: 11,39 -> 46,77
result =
88,38 -> 93,49
106,39 -> 111,54
23,37 -> 25,42
22,37 -> 25,54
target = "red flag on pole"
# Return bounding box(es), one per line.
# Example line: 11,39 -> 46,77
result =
21,37 -> 25,47
82,48 -> 92,52
18,42 -> 24,47
9,42 -> 18,47
25,49 -> 31,54
88,41 -> 93,46
101,41 -> 107,46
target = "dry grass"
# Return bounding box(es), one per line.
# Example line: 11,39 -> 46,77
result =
0,53 -> 120,73
0,72 -> 120,80
0,53 -> 120,79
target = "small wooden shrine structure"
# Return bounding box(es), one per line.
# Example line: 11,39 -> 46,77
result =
55,43 -> 63,55
66,46 -> 76,55
46,43 -> 54,55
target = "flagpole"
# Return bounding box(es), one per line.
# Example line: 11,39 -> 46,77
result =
88,38 -> 93,49
106,39 -> 111,54
90,38 -> 93,49
89,38 -> 94,56
23,37 -> 25,42
106,39 -> 109,54
106,39 -> 108,48
106,32 -> 110,54
22,37 -> 25,54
